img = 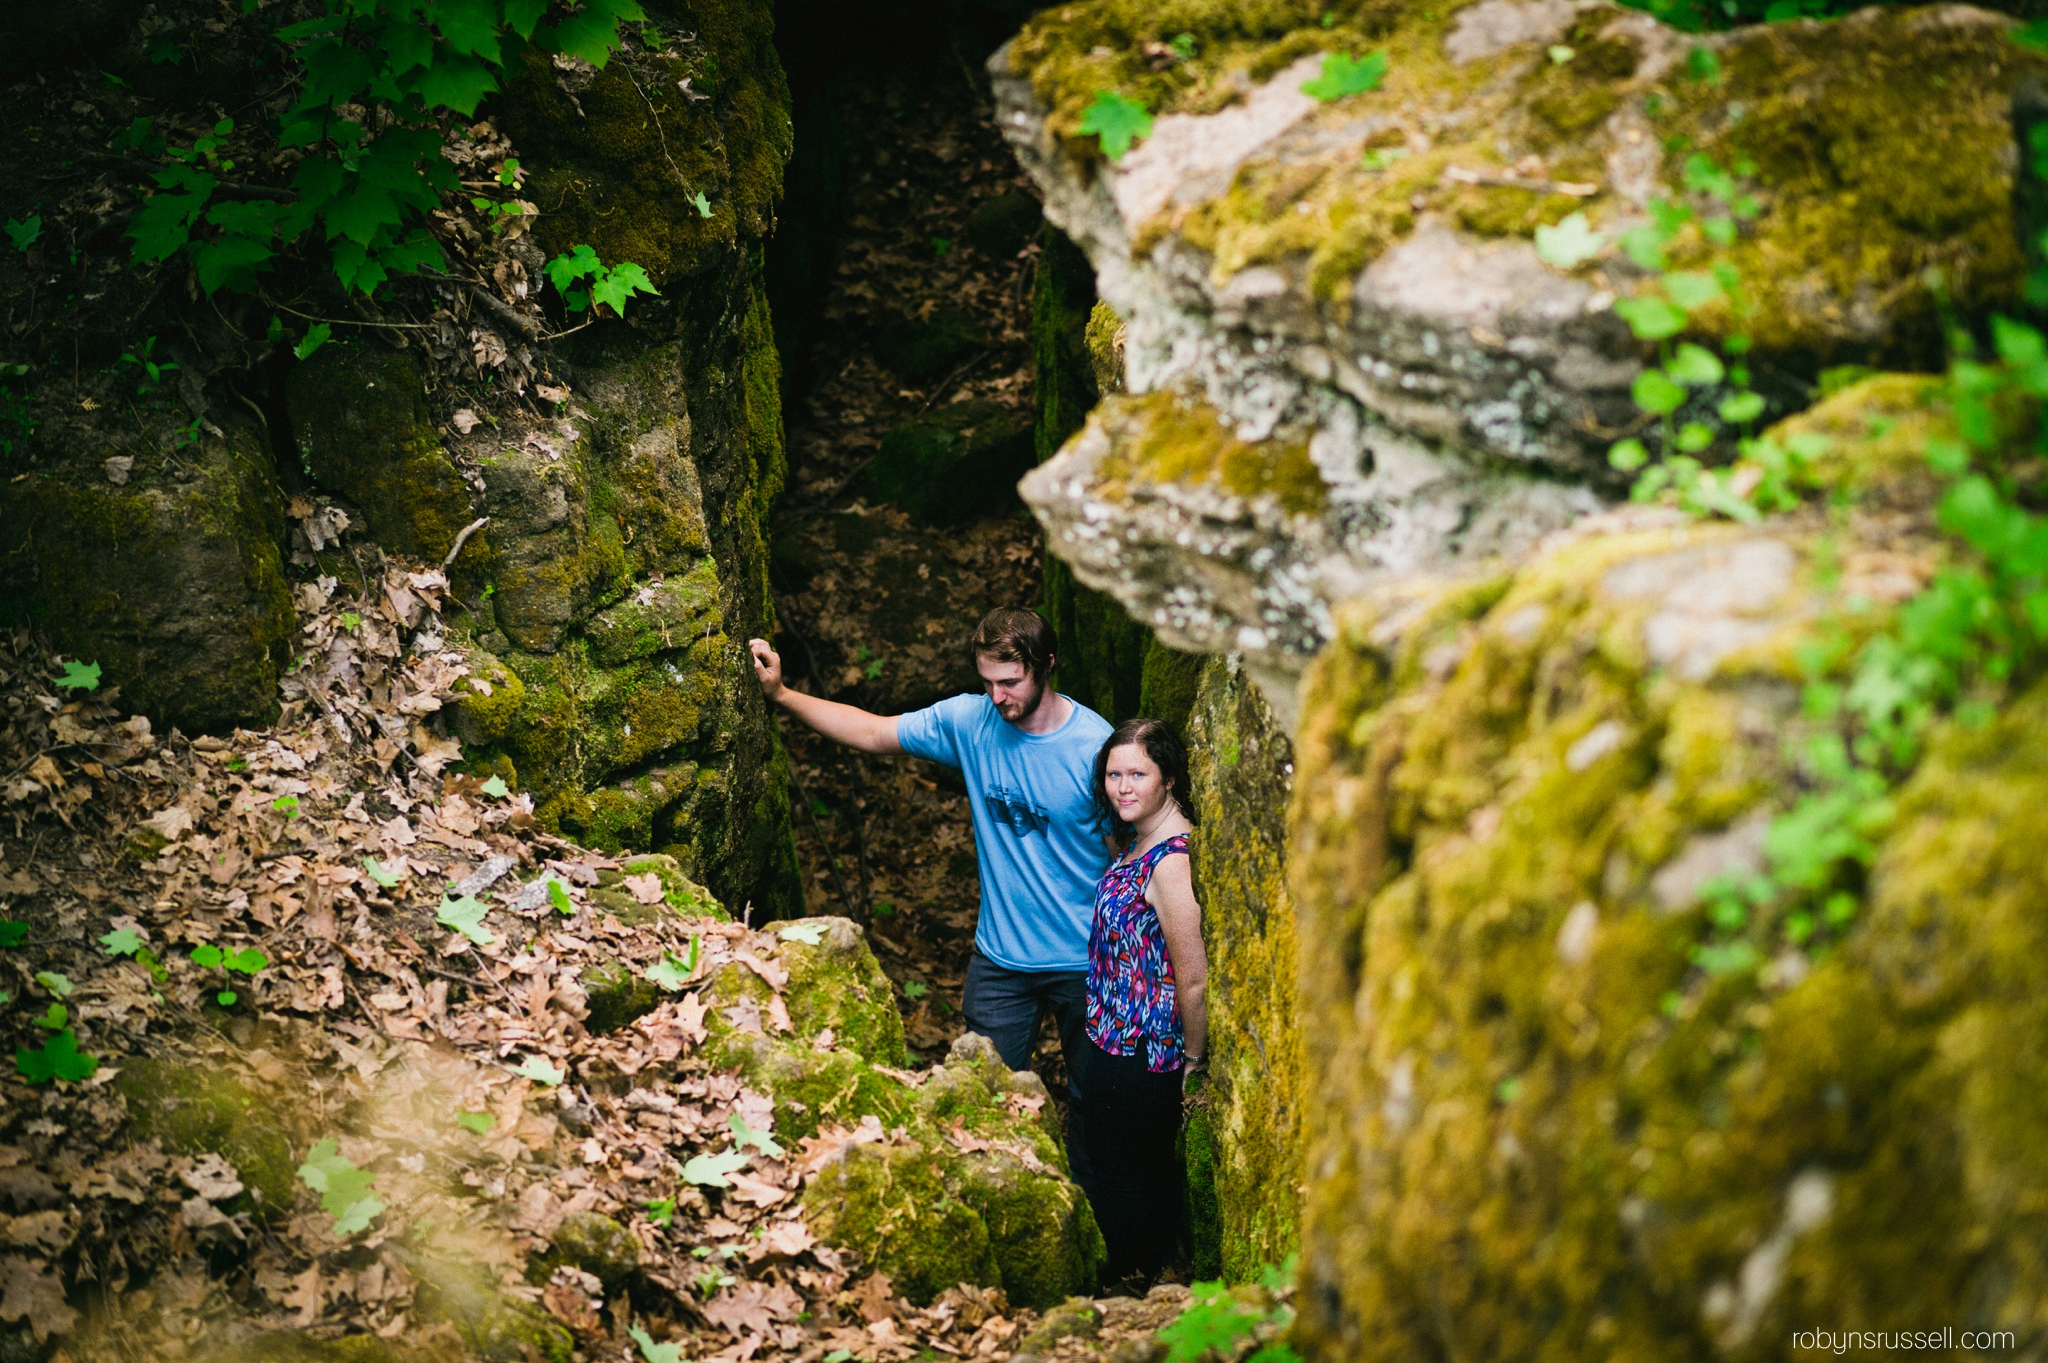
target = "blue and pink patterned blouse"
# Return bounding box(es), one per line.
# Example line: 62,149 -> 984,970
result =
1084,833 -> 1192,1073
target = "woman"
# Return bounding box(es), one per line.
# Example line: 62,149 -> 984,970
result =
1076,717 -> 1208,1289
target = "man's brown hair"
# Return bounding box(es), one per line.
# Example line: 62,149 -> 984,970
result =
971,607 -> 1057,684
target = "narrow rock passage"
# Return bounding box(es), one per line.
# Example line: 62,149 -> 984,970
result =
765,42 -> 1048,1075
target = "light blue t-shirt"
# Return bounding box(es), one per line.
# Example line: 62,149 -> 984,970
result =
897,692 -> 1114,972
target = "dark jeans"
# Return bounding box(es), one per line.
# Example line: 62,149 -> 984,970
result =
961,949 -> 1092,1188
1074,1036 -> 1184,1286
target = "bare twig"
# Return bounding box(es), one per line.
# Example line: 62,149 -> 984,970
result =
443,517 -> 490,568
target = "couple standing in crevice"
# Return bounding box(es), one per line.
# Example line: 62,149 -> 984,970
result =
750,607 -> 1206,1290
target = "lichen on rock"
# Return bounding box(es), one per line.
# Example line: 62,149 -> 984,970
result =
1279,377 -> 2048,1358
997,0 -> 2041,710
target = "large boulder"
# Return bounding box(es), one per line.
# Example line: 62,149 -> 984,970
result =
0,409 -> 294,734
1285,376 -> 2048,1359
996,0 -> 2042,717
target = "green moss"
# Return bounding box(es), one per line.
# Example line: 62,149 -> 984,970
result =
0,418 -> 293,734
1186,658 -> 1304,1283
581,959 -> 665,1034
525,1211 -> 639,1290
414,1261 -> 574,1362
1179,1101 -> 1223,1281
1277,384 -> 2048,1356
776,920 -> 908,1066
117,1057 -> 300,1218
286,345 -> 476,562
801,1140 -> 1001,1303
451,646 -> 528,745
864,402 -> 1037,527
585,559 -> 723,666
1084,300 -> 1125,396
1108,389 -> 1328,516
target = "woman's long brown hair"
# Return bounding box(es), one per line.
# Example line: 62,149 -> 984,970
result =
1092,717 -> 1198,852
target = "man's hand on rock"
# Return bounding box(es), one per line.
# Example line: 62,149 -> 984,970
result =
748,638 -> 784,702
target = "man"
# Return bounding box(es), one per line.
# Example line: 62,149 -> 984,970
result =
748,608 -> 1111,1166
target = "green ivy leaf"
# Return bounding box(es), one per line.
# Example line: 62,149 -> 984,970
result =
294,323 -> 332,361
514,1056 -> 564,1086
629,1323 -> 685,1363
16,1029 -> 98,1085
645,949 -> 695,992
1613,296 -> 1687,342
902,979 -> 929,999
437,894 -> 496,946
1300,50 -> 1389,101
1666,343 -> 1725,387
298,1136 -> 384,1236
680,1148 -> 751,1188
729,1112 -> 783,1158
1533,211 -> 1603,270
1663,270 -> 1724,313
1632,369 -> 1689,416
1719,391 -> 1766,425
1077,90 -> 1153,160
590,260 -> 658,316
54,660 -> 101,692
4,215 -> 42,252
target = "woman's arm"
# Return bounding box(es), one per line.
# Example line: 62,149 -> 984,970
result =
1150,853 -> 1208,1070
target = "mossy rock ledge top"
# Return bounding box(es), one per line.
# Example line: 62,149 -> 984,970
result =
997,0 -> 2040,715
1283,376 -> 2048,1359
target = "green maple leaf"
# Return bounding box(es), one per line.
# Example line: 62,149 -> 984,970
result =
643,1196 -> 675,1227
17,1030 -> 98,1084
34,1004 -> 66,1032
514,1056 -> 564,1086
363,856 -> 402,888
456,1111 -> 496,1135
34,972 -> 73,999
54,660 -> 101,692
478,775 -> 510,798
680,1148 -> 751,1188
777,921 -> 826,946
1300,50 -> 1388,102
298,1137 -> 384,1236
548,879 -> 575,916
437,893 -> 496,946
100,927 -> 145,956
902,979 -> 929,999
1533,212 -> 1604,270
729,1112 -> 783,1158
292,322 -> 331,361
690,191 -> 712,218
1077,90 -> 1153,160
590,260 -> 657,316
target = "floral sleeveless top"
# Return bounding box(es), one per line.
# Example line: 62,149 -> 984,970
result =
1085,833 -> 1192,1073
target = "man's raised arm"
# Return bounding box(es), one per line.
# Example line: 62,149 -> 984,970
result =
748,639 -> 903,755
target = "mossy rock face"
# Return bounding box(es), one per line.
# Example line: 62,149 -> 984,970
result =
674,917 -> 1102,1307
412,1260 -> 573,1363
589,853 -> 730,924
794,1033 -> 1105,1310
287,345 -> 476,563
863,401 -> 1036,527
498,0 -> 791,286
1185,656 -> 1302,1283
525,1211 -> 640,1291
999,0 -> 2039,699
116,1057 -> 301,1218
1284,379 -> 2048,1359
0,413 -> 294,735
874,307 -> 985,382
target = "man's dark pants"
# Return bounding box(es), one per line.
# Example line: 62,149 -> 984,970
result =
962,949 -> 1094,1191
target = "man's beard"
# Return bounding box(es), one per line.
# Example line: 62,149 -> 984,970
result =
996,682 -> 1044,722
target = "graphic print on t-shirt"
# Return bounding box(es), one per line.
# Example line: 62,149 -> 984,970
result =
985,783 -> 1050,836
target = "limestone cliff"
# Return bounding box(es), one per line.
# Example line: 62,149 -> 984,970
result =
996,0 -> 2039,719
